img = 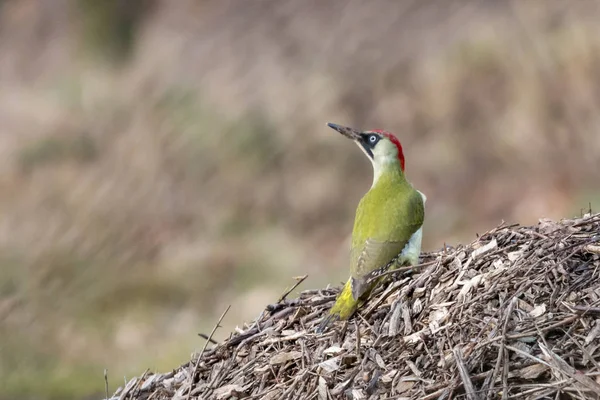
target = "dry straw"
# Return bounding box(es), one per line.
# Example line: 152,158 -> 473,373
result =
113,213 -> 600,400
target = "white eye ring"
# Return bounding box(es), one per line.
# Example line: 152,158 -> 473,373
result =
369,135 -> 377,143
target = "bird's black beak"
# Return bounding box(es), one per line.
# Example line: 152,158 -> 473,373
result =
326,122 -> 361,141
327,122 -> 374,160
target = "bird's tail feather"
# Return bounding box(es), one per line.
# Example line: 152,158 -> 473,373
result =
317,259 -> 421,333
316,279 -> 364,333
316,313 -> 340,333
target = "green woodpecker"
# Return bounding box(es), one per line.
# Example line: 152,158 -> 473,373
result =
317,123 -> 426,332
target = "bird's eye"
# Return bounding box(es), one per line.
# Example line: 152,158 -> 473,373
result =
368,135 -> 378,143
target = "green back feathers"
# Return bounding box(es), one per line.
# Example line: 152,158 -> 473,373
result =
349,168 -> 424,297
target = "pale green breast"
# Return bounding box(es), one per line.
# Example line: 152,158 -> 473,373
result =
349,171 -> 424,279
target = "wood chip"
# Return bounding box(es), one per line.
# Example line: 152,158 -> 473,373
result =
318,357 -> 341,373
514,364 -> 548,379
269,351 -> 302,365
585,320 -> 600,345
471,238 -> 497,259
322,345 -> 344,355
529,303 -> 546,318
213,384 -> 245,399
318,376 -> 328,400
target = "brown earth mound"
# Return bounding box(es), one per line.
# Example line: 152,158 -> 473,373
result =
112,213 -> 600,400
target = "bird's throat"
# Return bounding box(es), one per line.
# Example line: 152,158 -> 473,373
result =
371,156 -> 404,187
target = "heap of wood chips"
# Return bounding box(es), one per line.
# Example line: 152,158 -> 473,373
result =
114,214 -> 600,400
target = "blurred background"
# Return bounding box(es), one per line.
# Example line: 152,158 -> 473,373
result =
1,1 -> 600,398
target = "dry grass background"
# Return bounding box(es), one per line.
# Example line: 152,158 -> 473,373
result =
0,1 -> 599,399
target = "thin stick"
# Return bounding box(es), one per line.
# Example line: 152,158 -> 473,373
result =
367,259 -> 438,284
201,305 -> 231,358
104,369 -> 109,400
486,297 -> 516,399
197,333 -> 219,344
187,305 -> 231,400
453,347 -> 478,400
278,275 -> 308,302
571,305 -> 600,315
355,320 -> 361,362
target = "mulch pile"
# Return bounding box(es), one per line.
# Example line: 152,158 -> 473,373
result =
112,213 -> 600,400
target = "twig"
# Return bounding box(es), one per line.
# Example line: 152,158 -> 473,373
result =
104,369 -> 109,400
503,345 -> 552,368
187,305 -> 231,400
197,333 -> 219,344
539,343 -> 600,396
117,377 -> 138,400
355,320 -> 361,362
571,305 -> 600,315
278,275 -> 308,302
485,297 -> 517,399
367,259 -> 439,284
203,306 -> 230,356
453,347 -> 479,400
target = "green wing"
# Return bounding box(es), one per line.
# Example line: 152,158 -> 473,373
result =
349,185 -> 424,300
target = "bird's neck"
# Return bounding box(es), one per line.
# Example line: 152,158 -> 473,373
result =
371,156 -> 405,188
